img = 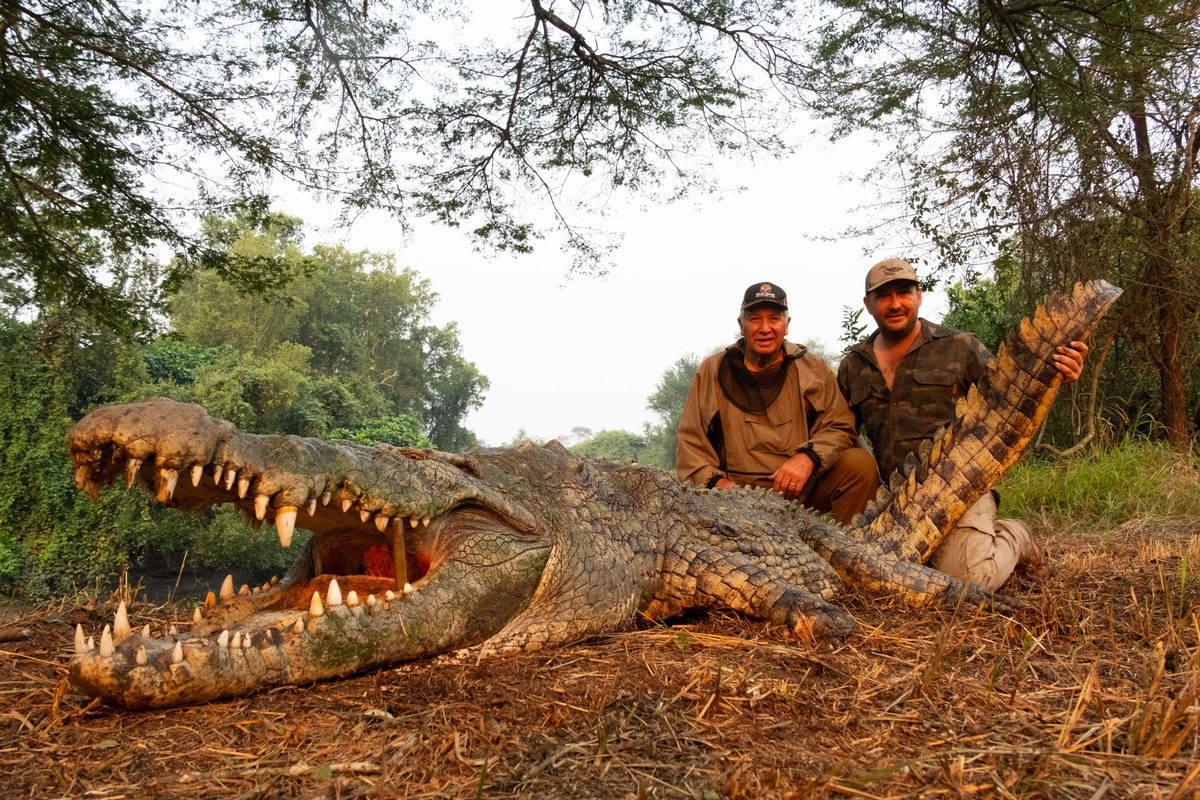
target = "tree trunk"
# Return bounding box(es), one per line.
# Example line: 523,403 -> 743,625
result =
1154,266 -> 1191,451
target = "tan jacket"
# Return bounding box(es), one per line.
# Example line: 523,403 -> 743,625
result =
676,341 -> 858,492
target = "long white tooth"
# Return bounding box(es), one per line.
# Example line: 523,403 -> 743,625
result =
169,624 -> 178,635
347,590 -> 359,607
231,631 -> 241,648
87,636 -> 95,651
277,507 -> 297,548
327,579 -> 343,606
74,624 -> 86,655
422,517 -> 430,527
100,625 -> 113,657
321,491 -> 331,506
237,476 -> 250,498
125,458 -> 143,489
241,635 -> 250,649
293,618 -> 305,634
306,498 -> 317,517
367,594 -> 377,606
254,495 -> 269,520
172,641 -> 183,663
309,591 -> 324,617
220,574 -> 234,600
114,602 -> 131,639
360,509 -> 371,523
385,590 -> 396,601
213,465 -> 224,485
141,624 -> 151,638
218,630 -> 229,647
239,584 -> 250,596
159,468 -> 179,501
374,514 -> 390,532
190,464 -> 204,487
409,516 -> 419,528
224,468 -> 237,491
403,582 -> 414,594
136,646 -> 147,665
342,498 -> 353,513
194,607 -> 203,624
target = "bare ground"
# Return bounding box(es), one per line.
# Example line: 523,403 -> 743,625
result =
2,523 -> 1199,799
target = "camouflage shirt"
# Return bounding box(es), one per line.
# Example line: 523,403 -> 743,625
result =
837,320 -> 994,480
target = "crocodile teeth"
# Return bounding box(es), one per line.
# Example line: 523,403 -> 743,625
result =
422,517 -> 430,527
74,624 -> 86,655
277,507 -> 297,548
252,586 -> 259,594
213,465 -> 223,485
327,579 -> 343,606
220,574 -> 234,601
224,468 -> 237,491
254,495 -> 269,520
141,624 -> 151,638
231,631 -> 241,648
99,625 -> 113,657
218,630 -> 229,647
309,592 -> 324,617
169,624 -> 177,635
346,590 -> 359,607
385,590 -> 396,601
321,491 -> 331,506
306,498 -> 317,517
374,514 -> 390,532
114,602 -> 131,639
409,516 -> 419,528
172,641 -> 183,663
237,476 -> 250,499
158,468 -> 179,502
125,458 -> 143,489
73,464 -> 90,490
239,584 -> 250,596
342,498 -> 353,513
241,635 -> 250,649
136,645 -> 147,665
403,582 -> 414,594
367,594 -> 376,606
270,575 -> 279,585
205,592 -> 216,610
293,618 -> 305,634
359,509 -> 371,523
87,636 -> 95,651
190,464 -> 204,487
193,607 -> 202,624
261,581 -> 270,591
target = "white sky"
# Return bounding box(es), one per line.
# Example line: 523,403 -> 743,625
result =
285,137 -> 950,447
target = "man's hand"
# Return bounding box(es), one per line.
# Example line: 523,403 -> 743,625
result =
771,452 -> 814,500
712,477 -> 737,490
1053,340 -> 1089,383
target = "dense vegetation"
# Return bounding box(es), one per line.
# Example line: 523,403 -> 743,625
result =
0,215 -> 485,597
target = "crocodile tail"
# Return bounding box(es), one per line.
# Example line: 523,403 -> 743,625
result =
850,279 -> 1123,562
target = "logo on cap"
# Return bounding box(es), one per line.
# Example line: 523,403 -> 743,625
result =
756,284 -> 776,298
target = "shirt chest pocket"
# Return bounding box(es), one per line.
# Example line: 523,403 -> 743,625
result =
909,369 -> 962,415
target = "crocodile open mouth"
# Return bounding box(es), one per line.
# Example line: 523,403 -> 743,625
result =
66,399 -> 548,707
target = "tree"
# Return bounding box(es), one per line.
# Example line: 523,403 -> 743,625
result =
3,0 -> 816,332
805,0 -> 1200,448
644,353 -> 702,469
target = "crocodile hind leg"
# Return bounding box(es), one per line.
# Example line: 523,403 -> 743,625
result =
644,544 -> 856,642
795,517 -> 1027,614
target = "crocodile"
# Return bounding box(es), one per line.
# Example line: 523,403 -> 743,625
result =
66,280 -> 1121,709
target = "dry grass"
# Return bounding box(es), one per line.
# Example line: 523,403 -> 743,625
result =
1,523 -> 1199,799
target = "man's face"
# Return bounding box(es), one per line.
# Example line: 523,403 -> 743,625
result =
739,304 -> 790,358
865,281 -> 922,339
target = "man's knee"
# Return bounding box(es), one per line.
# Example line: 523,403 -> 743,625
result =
835,447 -> 880,487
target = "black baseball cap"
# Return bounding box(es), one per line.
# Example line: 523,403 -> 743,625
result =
741,282 -> 788,311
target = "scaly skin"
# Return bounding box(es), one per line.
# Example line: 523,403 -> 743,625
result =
66,400 -> 1020,708
65,280 -> 1121,708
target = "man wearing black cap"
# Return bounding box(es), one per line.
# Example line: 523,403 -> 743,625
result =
838,259 -> 1088,589
676,282 -> 880,526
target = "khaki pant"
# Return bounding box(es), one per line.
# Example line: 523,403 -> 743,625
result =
931,491 -> 1036,591
801,447 -> 880,528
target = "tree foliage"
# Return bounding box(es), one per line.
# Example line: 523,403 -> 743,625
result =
2,0 -> 816,332
805,0 -> 1200,447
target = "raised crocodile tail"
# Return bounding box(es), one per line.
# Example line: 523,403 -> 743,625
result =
850,279 -> 1123,562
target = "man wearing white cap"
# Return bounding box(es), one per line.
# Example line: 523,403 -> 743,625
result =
837,259 -> 1088,589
